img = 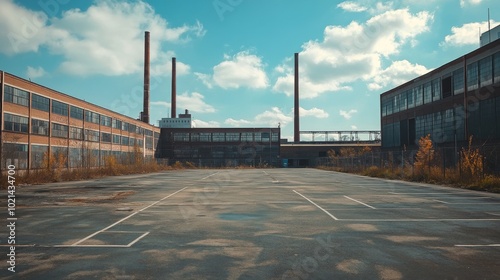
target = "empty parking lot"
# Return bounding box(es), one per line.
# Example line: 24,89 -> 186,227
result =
1,168 -> 500,279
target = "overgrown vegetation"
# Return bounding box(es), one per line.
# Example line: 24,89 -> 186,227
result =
320,135 -> 500,193
0,146 -> 172,188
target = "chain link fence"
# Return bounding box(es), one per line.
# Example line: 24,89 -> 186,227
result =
317,144 -> 500,180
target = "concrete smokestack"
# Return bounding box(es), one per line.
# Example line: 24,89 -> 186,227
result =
294,53 -> 300,143
143,31 -> 150,124
171,57 -> 176,118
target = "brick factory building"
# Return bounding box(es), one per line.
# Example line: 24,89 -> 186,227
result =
0,71 -> 160,170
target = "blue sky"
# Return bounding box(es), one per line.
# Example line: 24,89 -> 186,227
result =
0,0 -> 498,140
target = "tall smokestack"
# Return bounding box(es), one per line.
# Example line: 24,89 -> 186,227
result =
143,31 -> 150,124
171,57 -> 177,118
294,53 -> 300,143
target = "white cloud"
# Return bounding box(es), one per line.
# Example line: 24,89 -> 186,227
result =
369,60 -> 430,90
299,107 -> 329,118
351,125 -> 358,130
177,92 -> 216,113
340,109 -> 358,120
198,51 -> 269,90
26,66 -> 47,79
442,21 -> 499,46
151,92 -> 215,114
273,8 -> 433,98
0,0 -> 204,76
224,118 -> 253,127
224,106 -> 328,127
337,1 -> 368,12
460,0 -> 483,7
224,107 -> 292,127
192,119 -> 220,128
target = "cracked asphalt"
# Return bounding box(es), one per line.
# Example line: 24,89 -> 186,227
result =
1,168 -> 500,279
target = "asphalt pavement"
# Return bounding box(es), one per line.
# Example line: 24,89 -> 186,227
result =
1,168 -> 500,279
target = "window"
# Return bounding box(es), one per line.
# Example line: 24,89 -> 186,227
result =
121,136 -> 129,146
69,127 -> 83,140
101,132 -> 112,143
2,143 -> 28,169
414,86 -> 423,107
84,129 -> 100,142
85,111 -> 100,124
423,82 -> 432,104
442,76 -> 452,98
4,113 -> 29,133
226,133 -> 240,142
467,61 -> 479,91
494,52 -> 500,83
453,68 -> 464,95
113,134 -> 121,144
31,145 -> 48,169
122,122 -> 129,131
174,133 -> 189,142
432,78 -> 441,101
52,123 -> 69,138
407,90 -> 415,109
112,119 -> 122,129
100,115 -> 112,127
399,92 -> 407,112
70,106 -> 84,120
261,132 -> 270,142
241,132 -> 253,142
212,133 -> 225,142
4,85 -> 29,106
52,100 -> 69,116
129,137 -> 135,146
31,119 -> 49,135
393,94 -> 400,113
128,124 -> 136,133
479,56 -> 493,87
199,133 -> 211,141
145,129 -> 153,136
32,94 -> 50,111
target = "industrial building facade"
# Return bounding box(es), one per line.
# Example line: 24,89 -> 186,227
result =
0,71 -> 160,170
156,128 -> 281,167
381,39 -> 500,151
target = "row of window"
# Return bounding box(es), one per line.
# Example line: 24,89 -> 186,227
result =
382,95 -> 500,148
172,132 -> 280,143
1,143 -> 156,170
4,113 -> 155,147
381,51 -> 500,117
3,85 -> 153,135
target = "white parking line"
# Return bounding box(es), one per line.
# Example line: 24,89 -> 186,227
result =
344,195 -> 376,209
293,190 -> 338,221
71,187 -> 187,246
455,244 -> 500,247
200,172 -> 219,180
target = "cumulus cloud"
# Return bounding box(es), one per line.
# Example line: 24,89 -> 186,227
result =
273,8 -> 433,98
460,0 -> 484,7
369,60 -> 430,90
299,107 -> 329,118
340,109 -> 358,120
0,0 -> 204,76
192,119 -> 220,128
224,106 -> 328,127
197,51 -> 269,90
26,66 -> 47,79
151,92 -> 215,114
442,20 -> 499,46
337,1 -> 368,12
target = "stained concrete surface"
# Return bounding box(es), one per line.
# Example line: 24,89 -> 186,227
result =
0,169 -> 500,279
